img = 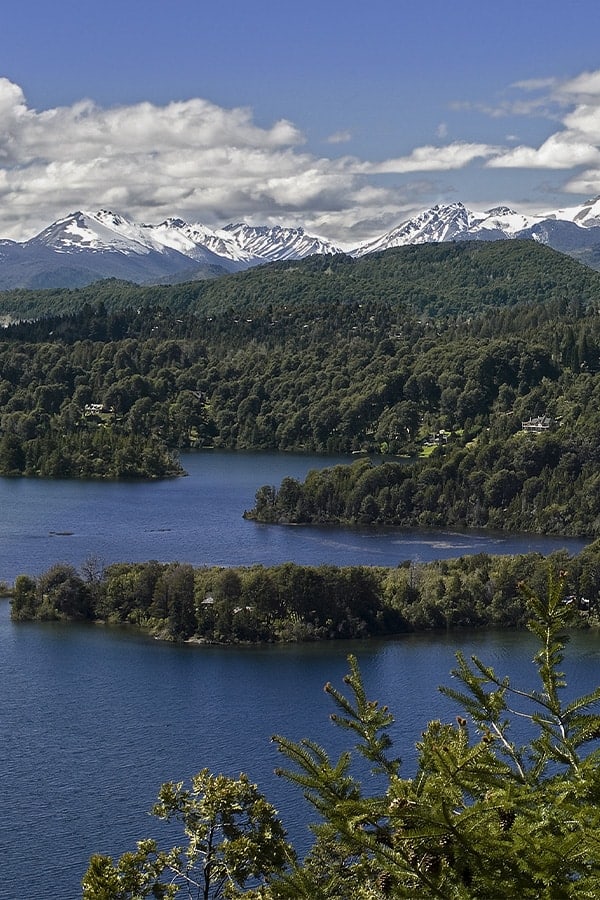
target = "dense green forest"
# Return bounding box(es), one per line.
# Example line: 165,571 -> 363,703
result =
1,241 -> 600,523
7,242 -> 596,897
11,542 -> 600,641
246,425 -> 600,536
2,239 -> 600,321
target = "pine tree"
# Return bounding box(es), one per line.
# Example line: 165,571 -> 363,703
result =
269,571 -> 600,898
83,571 -> 600,898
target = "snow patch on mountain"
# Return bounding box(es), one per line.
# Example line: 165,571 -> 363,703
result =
33,211 -> 155,255
222,223 -> 343,261
541,196 -> 600,228
5,195 -> 600,290
352,202 -> 552,255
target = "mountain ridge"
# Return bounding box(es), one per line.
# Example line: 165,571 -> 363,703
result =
3,197 -> 600,289
2,238 -> 600,323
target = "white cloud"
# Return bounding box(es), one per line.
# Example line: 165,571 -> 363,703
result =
487,132 -> 600,169
563,104 -> 600,140
510,77 -> 558,92
481,68 -> 600,201
5,68 -> 600,244
0,78 -> 335,239
364,142 -> 499,174
563,168 -> 600,194
326,130 -> 352,144
556,70 -> 600,102
0,78 -> 509,243
449,97 -> 557,119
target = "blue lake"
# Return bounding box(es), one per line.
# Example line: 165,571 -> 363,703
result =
0,450 -> 586,582
0,451 -> 594,899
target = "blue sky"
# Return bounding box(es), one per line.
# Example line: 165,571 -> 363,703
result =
2,0 -> 600,244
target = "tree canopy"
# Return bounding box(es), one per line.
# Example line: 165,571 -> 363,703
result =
13,543 -> 600,641
1,241 -> 600,495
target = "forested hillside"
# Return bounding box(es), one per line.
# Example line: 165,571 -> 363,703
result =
2,239 -> 600,321
0,241 -> 599,536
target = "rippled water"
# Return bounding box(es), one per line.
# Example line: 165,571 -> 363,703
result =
0,450 -> 586,582
0,452 -> 593,899
2,603 -> 600,900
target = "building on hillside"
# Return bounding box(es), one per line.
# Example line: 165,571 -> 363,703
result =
521,415 -> 554,433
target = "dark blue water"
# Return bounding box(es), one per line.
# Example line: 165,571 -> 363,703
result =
0,452 -> 593,899
0,450 -> 586,583
2,603 -> 600,900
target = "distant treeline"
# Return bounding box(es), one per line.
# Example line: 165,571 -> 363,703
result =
2,239 -> 600,321
10,544 -> 600,642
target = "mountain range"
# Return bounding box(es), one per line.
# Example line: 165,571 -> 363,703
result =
3,197 -> 600,290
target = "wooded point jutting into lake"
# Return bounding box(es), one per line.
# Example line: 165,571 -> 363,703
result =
10,546 -> 600,642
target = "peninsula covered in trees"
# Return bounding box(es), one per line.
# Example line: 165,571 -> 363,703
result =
10,541 -> 600,641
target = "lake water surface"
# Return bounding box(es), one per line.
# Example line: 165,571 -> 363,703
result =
0,452 -> 594,899
0,450 -> 587,582
3,604 -> 600,900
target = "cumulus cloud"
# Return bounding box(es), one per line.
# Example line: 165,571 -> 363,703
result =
0,78 -> 351,239
486,68 -> 600,198
556,70 -> 600,103
0,77 -> 510,243
364,142 -> 499,174
563,168 -> 600,194
487,132 -> 600,169
4,69 -> 600,244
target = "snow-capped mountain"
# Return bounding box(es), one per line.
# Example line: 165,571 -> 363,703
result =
34,209 -> 345,266
4,197 -> 600,290
351,198 -> 600,257
0,209 -> 344,289
151,219 -> 257,264
221,223 -> 344,262
32,210 -> 250,270
353,202 -> 482,252
351,202 -> 542,254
